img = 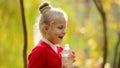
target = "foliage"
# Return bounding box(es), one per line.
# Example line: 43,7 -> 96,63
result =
0,0 -> 120,68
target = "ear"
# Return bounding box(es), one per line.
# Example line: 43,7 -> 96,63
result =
42,24 -> 49,33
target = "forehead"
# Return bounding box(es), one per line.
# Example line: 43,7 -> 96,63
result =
52,15 -> 67,25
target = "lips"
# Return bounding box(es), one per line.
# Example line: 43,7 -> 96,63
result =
58,36 -> 63,39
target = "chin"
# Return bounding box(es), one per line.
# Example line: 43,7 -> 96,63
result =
57,41 -> 62,44
55,41 -> 61,44
54,39 -> 62,44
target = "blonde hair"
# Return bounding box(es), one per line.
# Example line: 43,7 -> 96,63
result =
34,1 -> 68,45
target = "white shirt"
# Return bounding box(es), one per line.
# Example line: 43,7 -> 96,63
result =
42,38 -> 58,53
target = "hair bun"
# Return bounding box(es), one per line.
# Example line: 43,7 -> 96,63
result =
39,2 -> 52,13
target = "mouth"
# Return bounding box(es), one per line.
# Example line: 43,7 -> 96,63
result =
58,36 -> 64,40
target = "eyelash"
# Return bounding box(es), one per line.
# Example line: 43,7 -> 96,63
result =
58,27 -> 63,29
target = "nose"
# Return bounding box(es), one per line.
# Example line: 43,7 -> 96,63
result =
62,29 -> 66,35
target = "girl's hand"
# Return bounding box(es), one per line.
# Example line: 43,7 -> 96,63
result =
69,50 -> 75,63
62,50 -> 75,68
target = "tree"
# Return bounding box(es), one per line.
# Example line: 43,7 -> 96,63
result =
20,0 -> 28,68
93,0 -> 108,68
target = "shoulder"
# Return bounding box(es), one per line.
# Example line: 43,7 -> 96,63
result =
31,46 -> 46,54
29,40 -> 48,57
28,41 -> 48,68
28,46 -> 46,59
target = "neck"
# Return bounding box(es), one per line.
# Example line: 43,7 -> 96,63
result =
43,36 -> 57,45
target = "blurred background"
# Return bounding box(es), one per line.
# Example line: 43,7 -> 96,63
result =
0,0 -> 120,68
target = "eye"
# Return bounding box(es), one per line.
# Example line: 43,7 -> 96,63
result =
58,26 -> 63,29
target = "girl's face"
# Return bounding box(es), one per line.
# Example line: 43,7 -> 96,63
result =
45,16 -> 67,44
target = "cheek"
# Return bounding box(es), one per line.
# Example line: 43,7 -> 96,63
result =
54,29 -> 62,34
55,29 -> 61,33
49,29 -> 59,36
50,27 -> 62,35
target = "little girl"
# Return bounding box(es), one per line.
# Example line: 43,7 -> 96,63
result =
28,1 -> 75,68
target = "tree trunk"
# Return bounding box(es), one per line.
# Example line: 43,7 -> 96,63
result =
93,0 -> 107,68
20,0 -> 28,68
113,33 -> 120,68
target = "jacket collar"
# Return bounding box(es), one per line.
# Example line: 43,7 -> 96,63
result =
42,37 -> 58,53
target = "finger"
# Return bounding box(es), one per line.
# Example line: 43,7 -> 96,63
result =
72,51 -> 75,54
71,50 -> 75,55
73,59 -> 75,63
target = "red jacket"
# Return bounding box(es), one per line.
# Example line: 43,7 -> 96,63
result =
28,40 -> 63,68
